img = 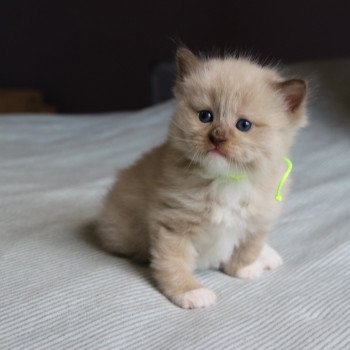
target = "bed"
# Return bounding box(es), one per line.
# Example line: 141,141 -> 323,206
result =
1,60 -> 350,350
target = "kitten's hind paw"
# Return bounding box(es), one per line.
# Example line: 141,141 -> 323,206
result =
172,288 -> 217,309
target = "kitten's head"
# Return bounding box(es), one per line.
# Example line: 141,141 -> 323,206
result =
169,48 -> 307,177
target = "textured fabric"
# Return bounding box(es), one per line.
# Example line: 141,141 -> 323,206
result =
1,60 -> 350,350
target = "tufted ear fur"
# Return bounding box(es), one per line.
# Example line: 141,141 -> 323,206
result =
276,79 -> 306,113
175,47 -> 200,80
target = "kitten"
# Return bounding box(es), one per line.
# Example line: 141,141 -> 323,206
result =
98,48 -> 307,309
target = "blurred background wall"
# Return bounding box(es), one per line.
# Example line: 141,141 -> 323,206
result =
1,0 -> 349,113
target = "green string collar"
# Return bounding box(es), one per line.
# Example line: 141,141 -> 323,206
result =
227,157 -> 293,202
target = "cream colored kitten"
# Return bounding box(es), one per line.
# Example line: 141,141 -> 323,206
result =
98,48 -> 307,309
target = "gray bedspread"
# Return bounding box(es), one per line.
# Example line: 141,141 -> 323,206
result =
1,60 -> 350,350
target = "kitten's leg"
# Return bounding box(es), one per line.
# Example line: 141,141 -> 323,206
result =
151,229 -> 216,309
223,233 -> 282,280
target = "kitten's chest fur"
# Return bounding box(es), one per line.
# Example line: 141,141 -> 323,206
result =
194,179 -> 254,270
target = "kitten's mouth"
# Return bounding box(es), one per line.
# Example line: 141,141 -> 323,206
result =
209,147 -> 226,157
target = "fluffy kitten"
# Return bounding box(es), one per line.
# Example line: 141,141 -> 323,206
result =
98,48 -> 307,309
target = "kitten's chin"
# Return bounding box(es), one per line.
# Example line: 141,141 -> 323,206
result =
200,152 -> 231,178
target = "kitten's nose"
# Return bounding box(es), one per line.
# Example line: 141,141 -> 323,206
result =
209,127 -> 227,147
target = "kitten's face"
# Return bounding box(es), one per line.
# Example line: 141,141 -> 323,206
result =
169,49 -> 306,176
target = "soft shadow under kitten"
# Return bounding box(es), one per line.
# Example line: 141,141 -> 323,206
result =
97,48 -> 307,309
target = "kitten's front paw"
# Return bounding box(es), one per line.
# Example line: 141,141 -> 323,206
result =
260,244 -> 283,270
172,288 -> 217,309
236,260 -> 264,280
236,244 -> 283,280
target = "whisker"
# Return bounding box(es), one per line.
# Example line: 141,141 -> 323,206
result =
174,145 -> 197,163
186,147 -> 200,171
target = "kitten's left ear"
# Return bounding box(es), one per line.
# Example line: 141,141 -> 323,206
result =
276,79 -> 306,113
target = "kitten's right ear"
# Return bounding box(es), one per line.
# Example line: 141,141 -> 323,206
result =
274,78 -> 307,127
275,79 -> 306,113
176,47 -> 200,80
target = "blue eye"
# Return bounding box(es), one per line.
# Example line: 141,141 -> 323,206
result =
236,118 -> 252,132
198,110 -> 213,123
